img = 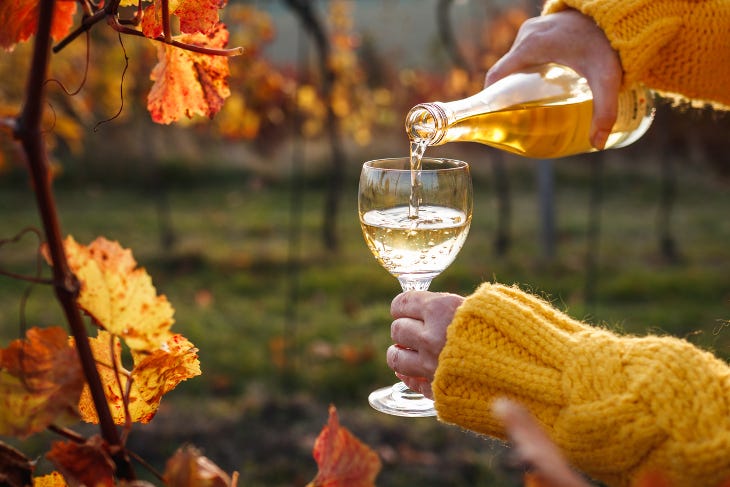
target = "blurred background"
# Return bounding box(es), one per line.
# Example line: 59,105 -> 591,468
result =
2,0 -> 730,485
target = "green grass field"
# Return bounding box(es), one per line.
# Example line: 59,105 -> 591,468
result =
2,149 -> 730,485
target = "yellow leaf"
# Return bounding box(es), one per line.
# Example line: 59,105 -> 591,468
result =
33,472 -> 68,487
59,236 -> 175,352
77,331 -> 200,425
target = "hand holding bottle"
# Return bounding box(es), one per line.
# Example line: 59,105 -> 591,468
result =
387,291 -> 465,399
486,9 -> 623,150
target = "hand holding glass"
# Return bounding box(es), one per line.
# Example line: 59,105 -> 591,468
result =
358,157 -> 473,417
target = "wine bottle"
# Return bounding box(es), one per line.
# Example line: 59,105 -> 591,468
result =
405,64 -> 655,159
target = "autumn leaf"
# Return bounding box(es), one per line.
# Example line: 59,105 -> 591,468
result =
76,331 -> 135,424
164,445 -> 234,487
307,405 -> 381,487
0,0 -> 77,51
131,333 -> 201,407
46,436 -> 115,487
53,236 -> 175,352
0,326 -> 83,438
77,331 -> 200,425
0,441 -> 33,487
33,471 -> 68,487
142,0 -> 224,39
147,23 -> 231,124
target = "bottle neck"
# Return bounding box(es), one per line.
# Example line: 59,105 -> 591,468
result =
405,103 -> 450,146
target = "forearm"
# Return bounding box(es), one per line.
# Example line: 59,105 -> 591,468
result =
542,0 -> 730,108
432,283 -> 730,487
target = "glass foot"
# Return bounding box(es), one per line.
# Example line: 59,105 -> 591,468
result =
368,381 -> 437,417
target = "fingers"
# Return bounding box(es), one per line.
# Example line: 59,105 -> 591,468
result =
483,9 -> 623,150
390,290 -> 429,319
387,344 -> 430,379
390,316 -> 422,349
484,14 -> 561,87
396,373 -> 434,400
585,72 -> 621,149
388,291 -> 465,388
391,291 -> 464,321
485,45 -> 534,86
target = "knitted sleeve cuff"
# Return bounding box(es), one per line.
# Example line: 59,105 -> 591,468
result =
432,282 -> 587,436
432,283 -> 730,486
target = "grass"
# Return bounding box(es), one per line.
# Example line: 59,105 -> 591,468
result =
2,147 -> 730,485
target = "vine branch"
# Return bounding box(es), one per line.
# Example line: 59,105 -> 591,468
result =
108,16 -> 244,56
15,0 -> 134,480
54,0 -> 244,57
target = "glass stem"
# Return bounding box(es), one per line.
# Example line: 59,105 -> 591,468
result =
398,277 -> 432,291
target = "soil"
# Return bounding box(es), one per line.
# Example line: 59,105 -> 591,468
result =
126,391 -> 524,487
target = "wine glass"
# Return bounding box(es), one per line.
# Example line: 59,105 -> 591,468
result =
358,156 -> 473,417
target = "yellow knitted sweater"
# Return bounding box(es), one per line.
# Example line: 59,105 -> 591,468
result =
432,283 -> 730,487
542,0 -> 730,108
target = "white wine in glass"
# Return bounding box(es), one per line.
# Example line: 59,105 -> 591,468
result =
358,157 -> 473,417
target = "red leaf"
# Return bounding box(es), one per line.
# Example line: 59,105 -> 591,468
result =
147,23 -> 231,124
46,437 -> 115,487
0,0 -> 77,51
307,405 -> 381,487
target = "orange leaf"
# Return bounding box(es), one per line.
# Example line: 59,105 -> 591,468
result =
131,333 -> 201,408
147,23 -> 231,124
0,327 -> 83,437
141,0 -> 223,38
175,0 -> 224,34
0,0 -> 77,51
46,437 -> 115,487
77,331 -> 200,425
57,236 -> 175,352
76,331 -> 133,424
307,405 -> 381,487
164,445 -> 234,487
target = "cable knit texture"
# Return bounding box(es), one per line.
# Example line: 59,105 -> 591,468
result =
541,0 -> 730,108
432,283 -> 730,487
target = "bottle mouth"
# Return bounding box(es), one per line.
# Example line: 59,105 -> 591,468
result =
405,103 -> 448,145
